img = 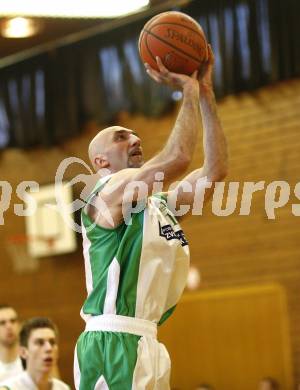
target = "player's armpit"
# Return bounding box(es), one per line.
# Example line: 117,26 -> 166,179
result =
164,168 -> 221,220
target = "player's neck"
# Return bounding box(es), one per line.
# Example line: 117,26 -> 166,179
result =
0,343 -> 19,363
28,369 -> 51,390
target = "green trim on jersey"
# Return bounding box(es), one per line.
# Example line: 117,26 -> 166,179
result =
115,212 -> 143,316
82,211 -> 128,315
158,304 -> 177,325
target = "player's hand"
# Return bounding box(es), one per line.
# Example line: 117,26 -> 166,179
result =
144,57 -> 199,92
198,44 -> 214,89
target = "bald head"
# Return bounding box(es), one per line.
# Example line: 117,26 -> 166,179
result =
88,126 -> 125,170
88,126 -> 143,172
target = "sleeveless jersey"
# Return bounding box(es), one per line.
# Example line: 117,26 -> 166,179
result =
80,175 -> 190,325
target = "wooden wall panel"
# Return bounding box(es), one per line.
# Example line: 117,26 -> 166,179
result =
158,284 -> 293,390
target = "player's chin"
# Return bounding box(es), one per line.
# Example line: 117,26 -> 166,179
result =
128,158 -> 144,168
5,335 -> 17,346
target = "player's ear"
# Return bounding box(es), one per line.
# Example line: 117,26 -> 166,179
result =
94,155 -> 109,169
19,345 -> 28,361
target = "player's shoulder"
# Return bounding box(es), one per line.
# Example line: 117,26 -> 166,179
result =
91,169 -> 138,196
0,372 -> 25,389
151,192 -> 168,201
0,373 -> 21,388
0,371 -> 42,390
97,169 -> 142,204
106,168 -> 140,185
52,377 -> 70,390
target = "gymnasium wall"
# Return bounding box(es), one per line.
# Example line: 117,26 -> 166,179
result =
0,78 -> 300,388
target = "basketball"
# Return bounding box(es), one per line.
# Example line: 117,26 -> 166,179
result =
138,11 -> 208,75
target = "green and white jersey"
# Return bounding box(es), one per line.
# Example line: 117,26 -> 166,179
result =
81,175 -> 190,325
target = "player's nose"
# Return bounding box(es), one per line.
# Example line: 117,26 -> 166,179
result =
131,134 -> 141,147
44,341 -> 53,351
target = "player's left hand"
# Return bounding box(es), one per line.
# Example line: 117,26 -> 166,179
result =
144,56 -> 199,92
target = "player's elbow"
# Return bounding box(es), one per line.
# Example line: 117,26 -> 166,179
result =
208,164 -> 228,183
174,152 -> 191,171
216,166 -> 228,181
219,159 -> 229,180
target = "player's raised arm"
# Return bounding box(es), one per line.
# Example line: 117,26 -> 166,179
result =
107,57 -> 201,189
166,46 -> 228,218
87,57 -> 203,224
139,57 -> 201,180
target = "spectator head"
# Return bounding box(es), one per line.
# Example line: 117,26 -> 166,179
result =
19,317 -> 59,373
0,305 -> 19,348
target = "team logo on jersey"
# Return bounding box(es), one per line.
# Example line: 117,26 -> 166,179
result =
159,222 -> 188,247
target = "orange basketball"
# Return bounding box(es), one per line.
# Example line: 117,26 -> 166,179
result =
139,11 -> 208,75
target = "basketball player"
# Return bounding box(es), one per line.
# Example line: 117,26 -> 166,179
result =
0,317 -> 69,390
74,47 -> 227,389
0,306 -> 23,382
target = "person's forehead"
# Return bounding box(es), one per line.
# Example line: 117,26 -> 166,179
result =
29,327 -> 56,341
110,128 -> 138,137
0,308 -> 18,321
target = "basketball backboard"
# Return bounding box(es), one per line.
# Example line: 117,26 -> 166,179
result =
25,182 -> 77,257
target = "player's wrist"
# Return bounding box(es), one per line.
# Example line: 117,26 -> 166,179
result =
182,81 -> 199,98
199,81 -> 214,95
